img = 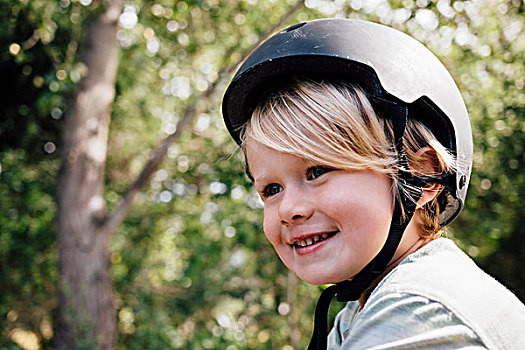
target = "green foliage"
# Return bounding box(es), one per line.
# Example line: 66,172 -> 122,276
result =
1,0 -> 524,348
0,149 -> 57,347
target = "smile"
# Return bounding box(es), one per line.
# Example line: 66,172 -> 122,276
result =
292,231 -> 338,248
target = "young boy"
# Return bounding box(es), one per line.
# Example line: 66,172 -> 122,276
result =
221,19 -> 525,349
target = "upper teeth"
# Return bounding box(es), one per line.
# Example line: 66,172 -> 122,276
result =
294,233 -> 330,247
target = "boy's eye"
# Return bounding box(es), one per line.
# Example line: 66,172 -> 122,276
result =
306,166 -> 333,180
262,183 -> 283,198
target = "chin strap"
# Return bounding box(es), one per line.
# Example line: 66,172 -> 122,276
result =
307,99 -> 425,350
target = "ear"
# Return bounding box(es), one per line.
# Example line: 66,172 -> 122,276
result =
412,147 -> 441,208
417,182 -> 441,208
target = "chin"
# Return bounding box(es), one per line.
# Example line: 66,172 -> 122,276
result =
296,273 -> 341,286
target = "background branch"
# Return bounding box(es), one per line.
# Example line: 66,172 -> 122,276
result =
102,0 -> 305,236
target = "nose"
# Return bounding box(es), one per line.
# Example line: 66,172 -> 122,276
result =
278,186 -> 314,226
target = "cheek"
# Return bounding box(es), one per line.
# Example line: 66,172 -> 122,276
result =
262,207 -> 280,245
322,177 -> 393,231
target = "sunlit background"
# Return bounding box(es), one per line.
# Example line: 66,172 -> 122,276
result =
1,0 -> 523,349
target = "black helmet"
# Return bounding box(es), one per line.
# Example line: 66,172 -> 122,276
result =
222,18 -> 472,225
222,18 -> 473,349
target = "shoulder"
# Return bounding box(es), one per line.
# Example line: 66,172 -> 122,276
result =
365,238 -> 525,350
339,292 -> 486,349
329,238 -> 525,350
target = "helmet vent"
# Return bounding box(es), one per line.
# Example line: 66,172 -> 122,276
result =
459,175 -> 466,189
283,22 -> 306,32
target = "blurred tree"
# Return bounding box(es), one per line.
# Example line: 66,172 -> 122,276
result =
0,0 -> 523,349
55,0 -> 121,348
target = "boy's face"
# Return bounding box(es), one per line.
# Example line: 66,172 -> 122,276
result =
247,141 -> 394,285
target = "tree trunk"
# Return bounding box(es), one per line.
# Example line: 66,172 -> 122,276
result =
56,1 -> 121,349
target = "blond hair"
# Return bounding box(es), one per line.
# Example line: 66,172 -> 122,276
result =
240,79 -> 455,237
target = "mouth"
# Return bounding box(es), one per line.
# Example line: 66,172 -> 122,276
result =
291,231 -> 338,249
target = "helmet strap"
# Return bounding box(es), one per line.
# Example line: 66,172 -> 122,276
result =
307,101 -> 424,350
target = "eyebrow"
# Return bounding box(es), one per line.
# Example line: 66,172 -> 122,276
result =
252,175 -> 268,187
